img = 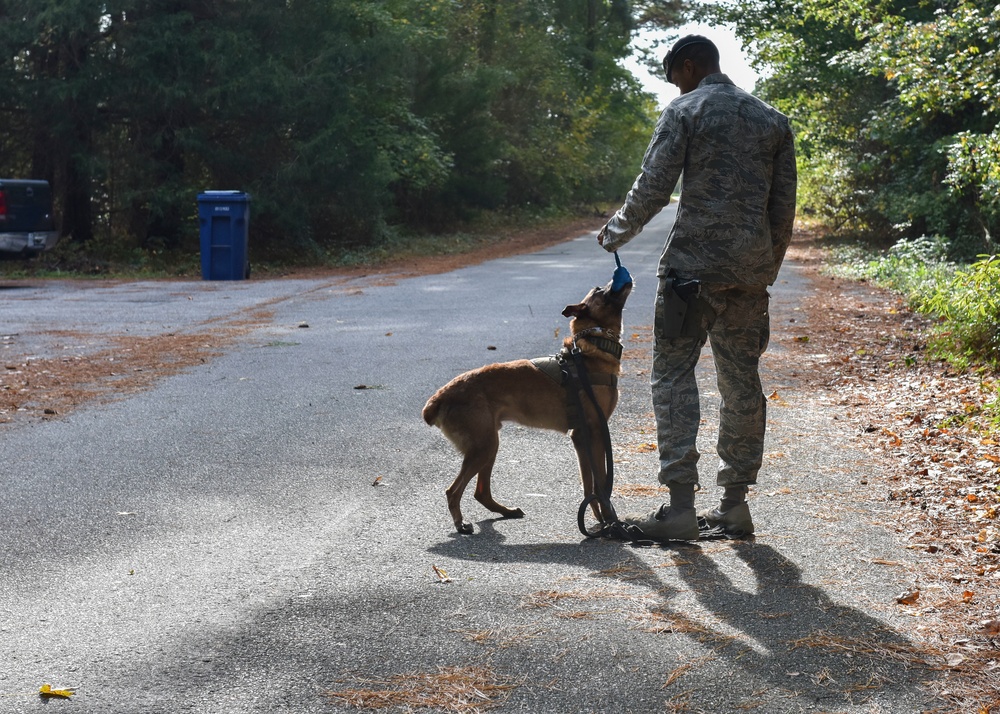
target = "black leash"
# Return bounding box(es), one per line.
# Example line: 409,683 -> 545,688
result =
561,348 -> 655,546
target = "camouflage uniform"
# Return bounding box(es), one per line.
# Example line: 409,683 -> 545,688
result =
601,73 -> 797,488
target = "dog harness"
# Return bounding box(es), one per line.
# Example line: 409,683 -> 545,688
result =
531,351 -> 616,431
529,353 -> 618,389
531,327 -> 622,398
529,327 -> 622,427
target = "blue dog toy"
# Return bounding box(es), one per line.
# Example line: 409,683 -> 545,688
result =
611,251 -> 632,291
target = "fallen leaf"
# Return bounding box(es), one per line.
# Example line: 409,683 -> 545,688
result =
39,684 -> 74,699
372,476 -> 383,486
945,653 -> 965,668
432,564 -> 452,583
881,428 -> 902,447
896,589 -> 920,605
962,590 -> 975,602
793,335 -> 810,343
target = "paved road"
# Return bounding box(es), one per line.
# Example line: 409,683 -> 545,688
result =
1,208 -> 941,712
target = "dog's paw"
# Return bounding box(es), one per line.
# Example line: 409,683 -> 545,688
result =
504,508 -> 525,520
457,522 -> 475,535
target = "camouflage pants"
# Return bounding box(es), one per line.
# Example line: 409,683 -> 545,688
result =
651,281 -> 770,488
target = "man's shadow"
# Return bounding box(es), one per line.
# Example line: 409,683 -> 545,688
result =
429,522 -> 934,708
668,542 -> 933,705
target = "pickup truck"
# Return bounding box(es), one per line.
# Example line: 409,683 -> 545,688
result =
0,179 -> 60,256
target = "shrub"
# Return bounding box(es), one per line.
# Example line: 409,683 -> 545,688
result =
865,235 -> 957,297
924,254 -> 1000,369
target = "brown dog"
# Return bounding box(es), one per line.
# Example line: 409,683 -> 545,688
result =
422,278 -> 633,534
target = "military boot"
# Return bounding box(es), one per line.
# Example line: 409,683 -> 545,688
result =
622,504 -> 699,541
699,502 -> 754,537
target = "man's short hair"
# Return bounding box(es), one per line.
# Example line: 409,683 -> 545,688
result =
663,35 -> 720,77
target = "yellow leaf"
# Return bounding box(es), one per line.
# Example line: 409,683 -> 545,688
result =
39,684 -> 74,699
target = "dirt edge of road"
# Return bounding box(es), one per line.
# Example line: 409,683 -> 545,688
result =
780,231 -> 999,711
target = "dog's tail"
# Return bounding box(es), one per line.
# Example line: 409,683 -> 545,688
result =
421,395 -> 441,426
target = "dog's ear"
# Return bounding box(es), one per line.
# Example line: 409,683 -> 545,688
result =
562,303 -> 589,318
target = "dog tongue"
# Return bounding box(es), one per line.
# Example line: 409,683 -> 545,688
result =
611,251 -> 632,291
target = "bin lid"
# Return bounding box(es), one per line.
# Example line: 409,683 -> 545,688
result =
198,190 -> 251,201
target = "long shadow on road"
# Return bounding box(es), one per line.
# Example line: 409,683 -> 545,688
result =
429,530 -> 937,712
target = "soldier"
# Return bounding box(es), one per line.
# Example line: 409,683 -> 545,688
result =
598,35 -> 797,540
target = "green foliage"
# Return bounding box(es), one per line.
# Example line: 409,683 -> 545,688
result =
945,129 -> 1000,246
0,0 -> 661,259
864,235 -> 956,296
705,0 -> 999,258
923,254 -> 1000,368
830,236 -> 998,370
849,1 -> 1000,255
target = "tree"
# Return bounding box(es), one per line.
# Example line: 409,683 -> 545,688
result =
0,0 -> 106,242
0,0 -> 665,261
852,1 -> 1000,251
705,0 -> 1000,255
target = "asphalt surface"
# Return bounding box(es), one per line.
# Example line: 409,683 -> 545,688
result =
1,207 -> 942,713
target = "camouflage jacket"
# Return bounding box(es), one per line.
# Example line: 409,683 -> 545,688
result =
601,74 -> 797,285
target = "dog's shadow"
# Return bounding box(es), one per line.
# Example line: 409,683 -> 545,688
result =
428,523 -> 934,707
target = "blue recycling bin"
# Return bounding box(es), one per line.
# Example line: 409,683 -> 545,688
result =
197,191 -> 251,280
